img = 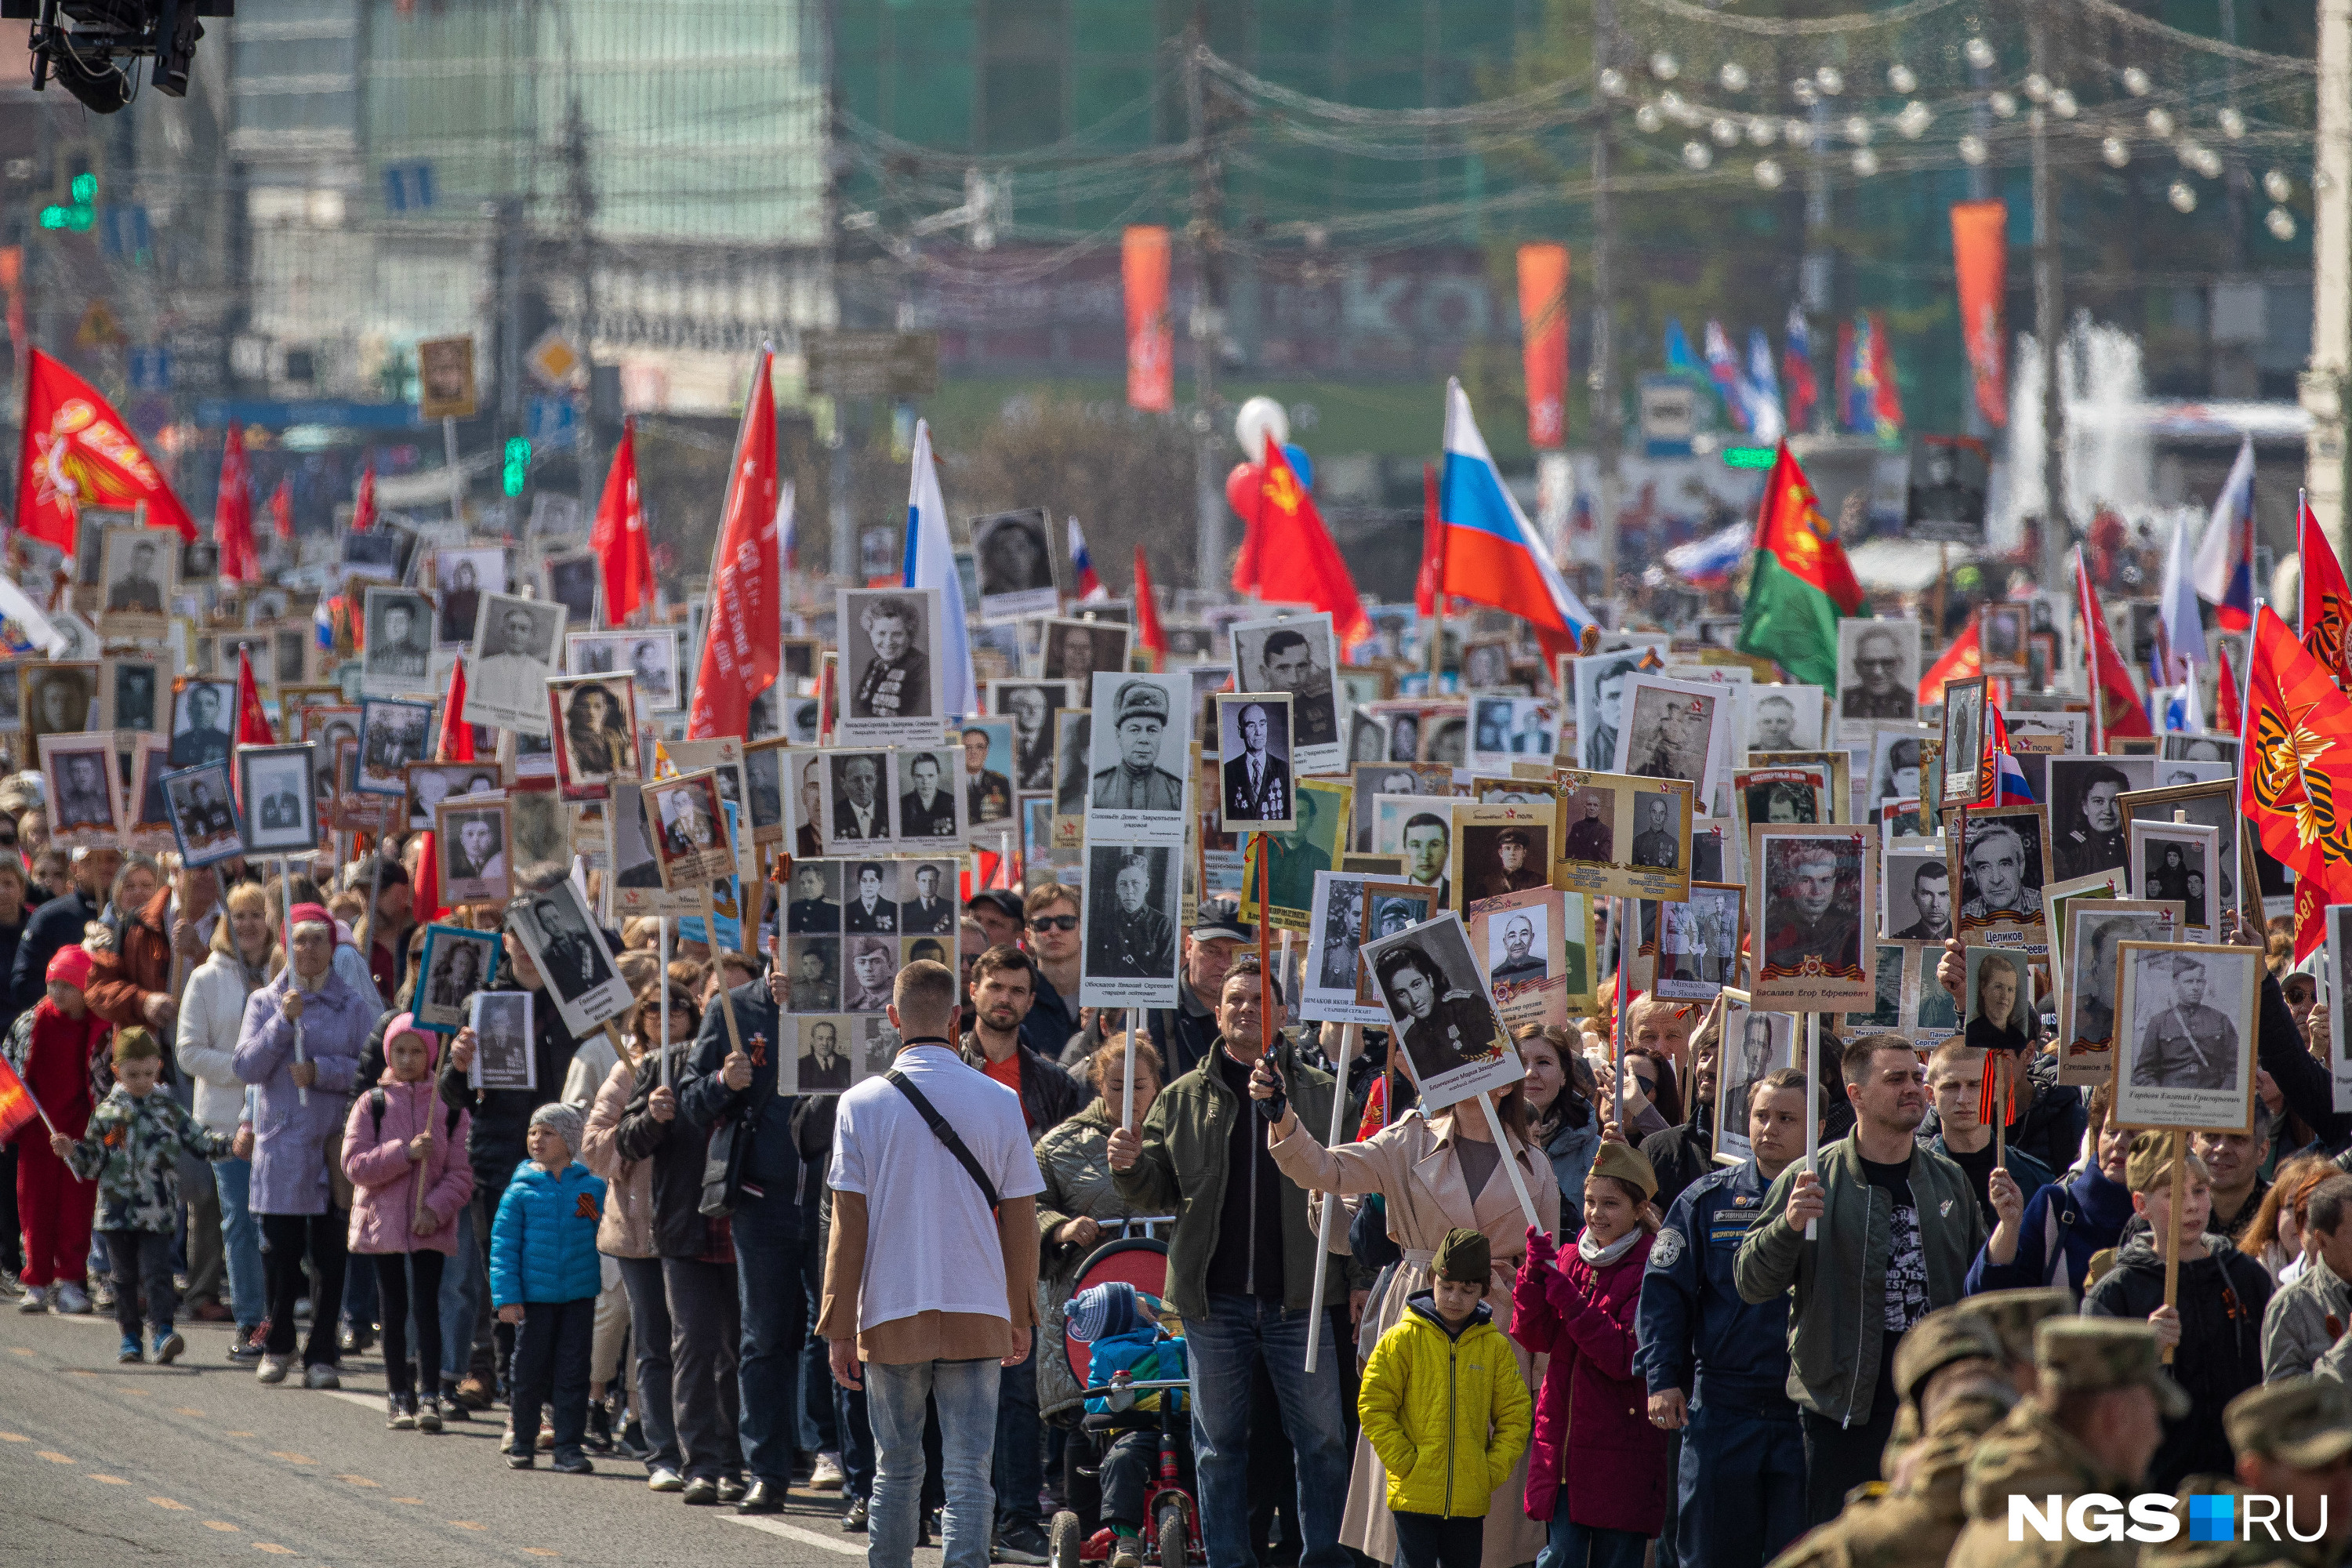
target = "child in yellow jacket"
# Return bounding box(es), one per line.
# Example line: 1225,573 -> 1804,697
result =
1358,1227 -> 1534,1568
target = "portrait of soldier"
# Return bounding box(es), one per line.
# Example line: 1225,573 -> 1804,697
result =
786,862 -> 842,933
1377,941 -> 1497,1080
1582,659 -> 1635,771
169,681 -> 229,766
842,937 -> 897,1012
427,938 -> 485,1009
173,775 -> 235,843
1489,914 -> 1546,986
843,863 -> 899,935
2129,953 -> 2239,1091
1467,826 -> 1546,903
1317,884 -> 1363,991
1889,859 -> 1953,942
1721,1012 -> 1776,1133
1764,838 -> 1860,977
1258,626 -> 1336,748
107,538 -> 166,615
1563,790 -> 1613,864
851,596 -> 930,720
1090,853 -> 1173,979
962,725 -> 1012,825
1400,811 -> 1450,908
54,752 -> 112,829
371,596 -> 431,681
1091,681 -> 1185,812
1628,691 -> 1710,784
1630,794 -> 1679,870
1750,691 -> 1799,752
902,865 -> 955,935
2055,763 -> 2132,882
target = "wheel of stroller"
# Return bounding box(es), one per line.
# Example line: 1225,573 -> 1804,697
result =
1051,1509 -> 1083,1568
1156,1507 -> 1187,1568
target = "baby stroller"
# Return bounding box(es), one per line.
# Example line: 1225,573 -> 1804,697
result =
1047,1236 -> 1204,1568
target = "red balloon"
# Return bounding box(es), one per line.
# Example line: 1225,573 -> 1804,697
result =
1226,461 -> 1265,521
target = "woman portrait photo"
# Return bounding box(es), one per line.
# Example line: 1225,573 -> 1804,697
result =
1965,949 -> 2030,1055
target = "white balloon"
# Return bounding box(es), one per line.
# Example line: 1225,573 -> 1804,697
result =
1234,396 -> 1289,463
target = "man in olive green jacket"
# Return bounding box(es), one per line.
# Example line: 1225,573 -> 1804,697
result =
1735,1032 -> 1987,1530
1107,958 -> 1358,1568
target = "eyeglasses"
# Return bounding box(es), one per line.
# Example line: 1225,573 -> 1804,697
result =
1029,915 -> 1079,932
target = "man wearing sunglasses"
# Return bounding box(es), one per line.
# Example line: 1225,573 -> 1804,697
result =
1016,884 -> 1084,1063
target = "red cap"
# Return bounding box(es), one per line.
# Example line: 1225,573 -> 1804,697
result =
46,946 -> 92,990
286,902 -> 334,932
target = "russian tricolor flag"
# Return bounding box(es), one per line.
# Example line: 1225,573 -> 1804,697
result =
904,420 -> 978,718
1068,517 -> 1109,603
1439,379 -> 1593,659
2194,434 -> 2257,631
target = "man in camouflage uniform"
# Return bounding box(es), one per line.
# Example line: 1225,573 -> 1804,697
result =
1768,1308 -> 2014,1568
1947,1318 -> 2187,1568
2131,953 -> 2241,1091
2143,1377 -> 2352,1568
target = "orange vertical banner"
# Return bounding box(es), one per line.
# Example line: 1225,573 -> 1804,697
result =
1516,243 -> 1570,449
1950,201 -> 2009,429
1123,226 -> 1174,413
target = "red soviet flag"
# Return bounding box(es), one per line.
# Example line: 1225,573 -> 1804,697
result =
2242,605 -> 2352,960
1233,441 -> 1369,647
590,419 -> 655,626
216,423 -> 259,584
234,646 -> 276,747
688,350 -> 780,740
15,349 -> 194,555
1134,545 -> 1167,672
268,476 -> 293,540
351,459 -> 376,533
2299,492 -> 2352,688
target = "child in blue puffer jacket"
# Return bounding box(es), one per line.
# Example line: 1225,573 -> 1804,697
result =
490,1102 -> 607,1475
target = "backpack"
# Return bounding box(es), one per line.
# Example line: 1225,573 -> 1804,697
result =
368,1086 -> 465,1145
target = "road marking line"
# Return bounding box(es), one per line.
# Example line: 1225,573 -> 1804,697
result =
9,1345 -> 34,1356
320,1391 -> 382,1415
522,1551 -> 559,1558
720,1515 -> 870,1557
225,1430 -> 256,1437
150,1497 -> 190,1510
204,1520 -> 241,1531
255,1544 -> 296,1555
451,1521 -> 487,1531
174,1406 -> 204,1416
0,1432 -> 27,1441
268,1450 -> 316,1465
87,1472 -> 129,1483
390,1497 -> 424,1504
34,1450 -> 73,1462
335,1474 -> 380,1486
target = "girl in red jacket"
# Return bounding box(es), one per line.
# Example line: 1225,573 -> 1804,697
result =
7,947 -> 111,1312
1510,1140 -> 1666,1568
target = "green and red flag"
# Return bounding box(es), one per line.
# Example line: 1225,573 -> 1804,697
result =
1736,442 -> 1863,688
2241,605 -> 2352,960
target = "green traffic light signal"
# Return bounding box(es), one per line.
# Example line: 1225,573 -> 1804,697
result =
1721,445 -> 1777,469
503,437 -> 530,497
70,172 -> 96,203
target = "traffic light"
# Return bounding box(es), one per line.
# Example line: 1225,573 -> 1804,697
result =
39,169 -> 96,232
503,437 -> 530,497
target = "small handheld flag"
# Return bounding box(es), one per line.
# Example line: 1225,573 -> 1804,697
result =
1069,517 -> 1107,603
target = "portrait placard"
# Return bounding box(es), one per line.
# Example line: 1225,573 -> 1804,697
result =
466,991 -> 536,1091
1938,676 -> 1987,808
415,924 -> 503,1034
891,744 -> 967,848
971,509 -> 1059,619
2057,898 -> 2182,1087
955,720 -> 1015,840
1862,728 -> 1931,818
2046,757 -> 2154,883
1712,989 -> 1797,1165
1347,764 -> 1448,848
436,797 -> 513,906
1469,885 -> 1573,1028
361,586 -> 438,698
2127,818 -> 2222,940
1744,685 -> 1827,754
2119,781 -> 2249,931
1653,881 -> 1745,1002
2111,940 -> 2260,1134
462,592 -> 566,735
819,749 -> 896,855
987,681 -> 1069,797
1845,942 -> 1909,1033
1733,767 -> 1830,836
355,697 -> 434,799
1611,673 -> 1729,807
1041,616 -> 1134,688
24,662 -> 99,751
433,546 -> 503,646
2006,710 -> 2089,754
407,760 -> 504,833
101,657 -> 162,739
1370,793 -> 1460,909
1835,619 -> 1921,732
1240,777 -> 1352,932
1467,695 -> 1554,773
38,732 -> 121,846
97,526 -> 179,637
643,768 -> 735,889
1303,871 -> 1383,1025
2161,733 -> 2239,765
1080,845 -> 1180,1007
237,743 -> 318,855
1948,804 -> 2053,942
1218,693 -> 1296,833
124,733 -> 173,849
1450,800 -> 1554,912
1551,770 -> 1694,904
1051,710 -> 1093,849
1358,912 -> 1520,1110
1356,881 -> 1440,1006
2045,869 -> 2128,974
1882,837 -> 1953,942
605,782 -> 697,916
1572,647 -> 1657,772
541,552 -> 598,629
546,673 -> 638,802
1749,825 -> 1875,1009
1083,673 -> 1189,847
1229,612 -> 1343,775
1962,946 -> 2035,1054
506,879 -> 632,1038
162,760 -> 243,868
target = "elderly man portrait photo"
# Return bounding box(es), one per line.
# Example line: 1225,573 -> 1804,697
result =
469,595 -> 562,731
829,753 -> 891,843
1958,818 -> 2043,925
1091,679 -> 1186,812
1489,913 -> 1547,985
1221,699 -> 1291,823
1841,623 -> 1915,719
1631,793 -> 1679,869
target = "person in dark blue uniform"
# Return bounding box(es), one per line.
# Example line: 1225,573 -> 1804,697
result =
1638,1064 -> 1816,1568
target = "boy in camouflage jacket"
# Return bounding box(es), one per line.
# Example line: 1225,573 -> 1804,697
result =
53,1029 -> 249,1363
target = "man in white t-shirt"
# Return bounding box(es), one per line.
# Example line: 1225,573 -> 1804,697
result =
822,960 -> 1045,1568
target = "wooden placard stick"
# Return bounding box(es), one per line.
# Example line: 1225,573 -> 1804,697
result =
1303,1021 -> 1362,1375
1256,845 -> 1272,1059
703,880 -> 746,1058
658,915 -> 673,1092
280,858 -> 307,1107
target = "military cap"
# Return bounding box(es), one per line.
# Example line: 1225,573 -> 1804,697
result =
2126,1131 -> 2209,1194
1590,1140 -> 1657,1203
1497,827 -> 1530,848
1893,1307 -> 2005,1407
1433,1228 -> 1491,1285
1112,680 -> 1169,728
2224,1376 -> 2352,1468
2035,1318 -> 2191,1419
1949,1287 -> 2073,1367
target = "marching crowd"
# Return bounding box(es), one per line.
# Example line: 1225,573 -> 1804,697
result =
9,789 -> 2352,1568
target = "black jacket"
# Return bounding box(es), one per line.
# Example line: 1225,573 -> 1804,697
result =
1018,966 -> 1080,1065
436,977 -> 579,1201
676,978 -> 802,1225
958,1033 -> 1087,1138
1641,1098 -> 1717,1214
616,1046 -> 717,1258
6,887 -> 97,1033
2082,1220 -> 2271,1494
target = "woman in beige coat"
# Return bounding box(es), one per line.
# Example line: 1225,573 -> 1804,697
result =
1256,1063 -> 1558,1568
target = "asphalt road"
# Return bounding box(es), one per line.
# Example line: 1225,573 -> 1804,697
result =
0,1303 -> 939,1568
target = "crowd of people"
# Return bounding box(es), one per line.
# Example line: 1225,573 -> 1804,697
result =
6,763 -> 2352,1568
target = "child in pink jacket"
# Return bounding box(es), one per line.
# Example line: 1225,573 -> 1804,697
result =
1510,1141 -> 1666,1568
343,1014 -> 473,1432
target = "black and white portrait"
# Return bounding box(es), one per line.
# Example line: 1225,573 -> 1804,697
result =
971,508 -> 1058,618
509,786 -> 567,891
1713,997 -> 1794,1163
549,676 -> 637,800
990,680 -> 1069,794
1230,613 -> 1341,771
235,744 -> 316,855
1951,805 -> 2050,938
416,924 -> 501,1033
1461,641 -> 1512,692
467,992 -> 535,1092
1085,673 -> 1189,846
2118,942 -> 2259,1132
361,586 -> 437,697
822,750 -> 895,852
1574,649 -> 1650,772
901,862 -> 957,936
1615,676 -> 1725,804
507,880 -> 630,1034
99,528 -> 177,622
408,762 -> 503,832
1041,617 -> 1133,688
40,736 -> 117,840
2161,733 -> 2238,766
1218,694 -> 1294,832
24,662 -> 98,750
104,659 -> 159,735
1303,871 -> 1380,1024
1939,676 -> 1987,806
956,721 -> 1014,833
1052,710 -> 1094,827
895,747 -> 964,844
438,800 -> 511,904
162,762 -> 241,867
1865,728 -> 1928,812
1745,686 -> 1825,753
787,940 -> 843,1015
2063,905 -> 2175,1076
1469,695 -> 1552,769
1882,843 -> 1954,942
434,547 -> 503,645
166,677 -> 234,768
2047,757 -> 2153,884
1352,764 -> 1449,853
838,588 -> 946,746
543,553 -> 600,629
1459,818 -> 1551,906
1980,604 -> 2028,677
1080,845 -> 1180,1006
125,736 -> 171,833
1359,912 -> 1515,1109
1836,620 -> 1921,724
1370,794 -> 1457,907
341,529 -> 402,583
746,741 -> 786,840
358,698 -> 434,797
567,631 -> 679,716
1348,710 -> 1388,765
1962,946 -> 2032,1056
1657,882 -> 1742,999
2130,819 -> 2221,937
841,935 -> 898,1014
463,593 -> 567,736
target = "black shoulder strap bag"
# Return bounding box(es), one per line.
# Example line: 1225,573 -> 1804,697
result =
699,1042 -> 775,1218
887,1043 -> 1000,1210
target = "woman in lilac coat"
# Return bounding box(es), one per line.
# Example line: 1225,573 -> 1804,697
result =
233,902 -> 375,1388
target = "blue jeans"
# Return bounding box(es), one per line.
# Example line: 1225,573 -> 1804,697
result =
1676,1392 -> 1805,1568
619,1255 -> 681,1474
440,1201 -> 479,1385
993,1333 -> 1044,1530
1539,1513 -> 1649,1568
209,1158 -> 267,1330
1184,1295 -> 1352,1568
728,1188 -> 806,1489
867,1357 -> 998,1568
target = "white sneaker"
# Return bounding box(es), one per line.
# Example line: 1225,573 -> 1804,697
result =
51,1282 -> 90,1315
811,1452 -> 846,1492
303,1363 -> 341,1391
15,1287 -> 46,1314
648,1465 -> 685,1494
256,1353 -> 292,1384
